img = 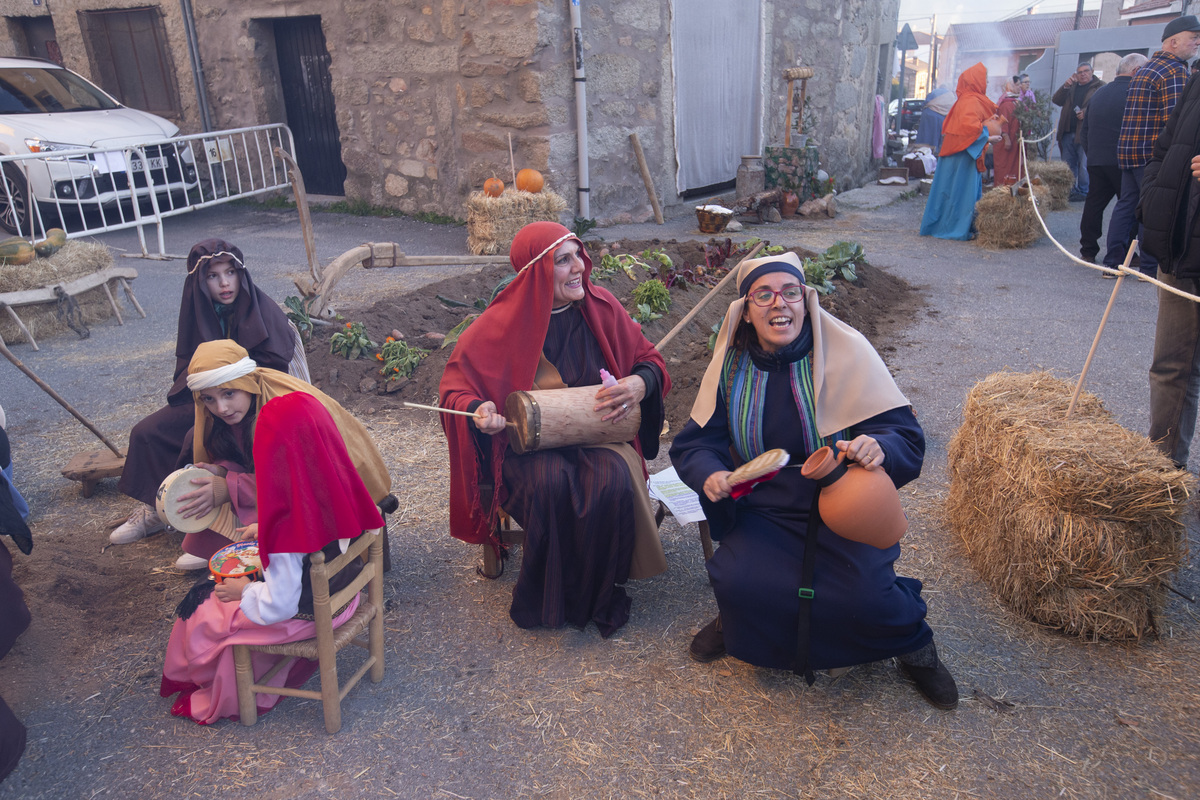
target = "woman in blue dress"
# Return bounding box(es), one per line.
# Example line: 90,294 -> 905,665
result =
920,63 -> 1001,240
669,253 -> 958,709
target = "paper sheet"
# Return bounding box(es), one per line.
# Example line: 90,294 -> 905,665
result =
648,466 -> 706,525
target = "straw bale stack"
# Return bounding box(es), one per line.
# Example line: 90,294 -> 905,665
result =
946,371 -> 1194,641
974,184 -> 1050,249
1028,160 -> 1072,210
466,188 -> 568,255
0,241 -> 117,343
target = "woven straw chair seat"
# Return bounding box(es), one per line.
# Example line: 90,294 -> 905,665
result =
253,599 -> 375,659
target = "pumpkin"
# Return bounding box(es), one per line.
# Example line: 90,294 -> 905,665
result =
515,168 -> 544,193
34,228 -> 67,257
483,177 -> 504,197
0,239 -> 35,265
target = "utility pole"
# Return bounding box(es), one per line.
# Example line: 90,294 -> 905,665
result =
930,15 -> 939,92
1074,0 -> 1085,30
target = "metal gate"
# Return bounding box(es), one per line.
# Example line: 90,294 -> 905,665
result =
275,17 -> 345,196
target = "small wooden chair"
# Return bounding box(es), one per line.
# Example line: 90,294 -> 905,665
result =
232,527 -> 385,734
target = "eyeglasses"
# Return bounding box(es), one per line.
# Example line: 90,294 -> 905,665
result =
747,285 -> 804,307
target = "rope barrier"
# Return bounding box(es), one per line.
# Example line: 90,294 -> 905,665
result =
1015,133 -> 1200,305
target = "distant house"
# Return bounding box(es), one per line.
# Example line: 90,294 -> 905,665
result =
1120,0 -> 1185,26
940,11 -> 1100,96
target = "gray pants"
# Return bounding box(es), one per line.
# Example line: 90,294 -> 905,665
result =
1148,269 -> 1200,467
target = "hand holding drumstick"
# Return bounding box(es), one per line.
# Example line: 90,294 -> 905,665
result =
473,401 -> 508,434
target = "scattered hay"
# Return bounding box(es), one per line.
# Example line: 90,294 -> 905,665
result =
946,371 -> 1194,641
465,188 -> 568,255
974,184 -> 1051,249
0,240 -> 120,343
1029,160 -> 1073,210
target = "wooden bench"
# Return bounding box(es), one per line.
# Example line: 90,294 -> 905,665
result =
0,266 -> 145,350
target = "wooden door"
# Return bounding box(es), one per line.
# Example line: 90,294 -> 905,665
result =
274,17 -> 346,196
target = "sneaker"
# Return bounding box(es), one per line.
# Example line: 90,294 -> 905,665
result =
175,552 -> 209,571
689,616 -> 726,663
1068,190 -> 1087,202
109,504 -> 166,544
899,652 -> 959,710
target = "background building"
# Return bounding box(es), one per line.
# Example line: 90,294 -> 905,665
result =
0,1 -> 900,224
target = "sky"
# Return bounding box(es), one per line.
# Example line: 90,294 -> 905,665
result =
898,0 -> 1103,33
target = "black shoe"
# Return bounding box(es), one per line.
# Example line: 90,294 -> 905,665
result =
1069,190 -> 1087,202
689,616 -> 726,663
900,655 -> 959,709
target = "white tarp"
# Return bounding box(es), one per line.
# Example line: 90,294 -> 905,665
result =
672,0 -> 763,193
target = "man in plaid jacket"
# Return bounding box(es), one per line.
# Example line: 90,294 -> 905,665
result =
1110,15 -> 1200,277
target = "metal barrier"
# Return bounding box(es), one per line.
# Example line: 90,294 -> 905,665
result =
0,123 -> 295,257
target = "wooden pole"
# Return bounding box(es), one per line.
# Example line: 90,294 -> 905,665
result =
784,77 -> 794,147
275,148 -> 320,286
0,340 -> 123,455
629,133 -> 664,225
1067,239 -> 1137,419
507,132 -> 517,188
656,242 -> 765,352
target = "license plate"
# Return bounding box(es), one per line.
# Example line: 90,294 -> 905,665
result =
129,156 -> 167,172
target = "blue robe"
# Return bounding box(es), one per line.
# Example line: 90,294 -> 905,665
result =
920,129 -> 988,240
669,355 -> 931,671
914,110 -> 945,149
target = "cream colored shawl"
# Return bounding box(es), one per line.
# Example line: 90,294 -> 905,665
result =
691,252 -> 910,437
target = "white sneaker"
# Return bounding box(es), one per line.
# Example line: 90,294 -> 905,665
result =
109,504 -> 166,544
174,552 -> 209,571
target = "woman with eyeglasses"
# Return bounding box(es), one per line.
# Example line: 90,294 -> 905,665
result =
110,240 -> 295,566
669,253 -> 958,709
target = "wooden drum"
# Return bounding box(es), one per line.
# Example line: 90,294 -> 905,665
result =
505,384 -> 640,455
155,466 -> 220,533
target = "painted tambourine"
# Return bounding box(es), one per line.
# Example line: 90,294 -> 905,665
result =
156,466 -> 220,533
208,540 -> 262,583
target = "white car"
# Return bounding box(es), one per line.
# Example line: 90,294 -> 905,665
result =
0,57 -> 198,235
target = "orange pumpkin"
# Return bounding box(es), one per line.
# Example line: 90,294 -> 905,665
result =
516,168 -> 544,193
483,177 -> 504,197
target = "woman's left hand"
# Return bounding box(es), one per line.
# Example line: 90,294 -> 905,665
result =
595,375 -> 646,423
215,576 -> 250,603
836,435 -> 885,471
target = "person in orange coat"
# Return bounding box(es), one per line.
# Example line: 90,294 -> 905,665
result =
920,63 -> 1002,240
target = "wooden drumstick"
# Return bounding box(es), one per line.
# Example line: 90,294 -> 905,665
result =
401,401 -> 516,427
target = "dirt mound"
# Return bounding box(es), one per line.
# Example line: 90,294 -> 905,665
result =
304,238 -> 923,435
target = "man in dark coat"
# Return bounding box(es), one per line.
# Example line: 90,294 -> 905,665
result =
1114,15 -> 1200,279
1139,56 -> 1200,466
1052,61 -> 1105,200
1078,53 -> 1147,266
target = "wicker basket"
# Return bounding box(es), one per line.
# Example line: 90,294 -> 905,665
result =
695,205 -> 733,234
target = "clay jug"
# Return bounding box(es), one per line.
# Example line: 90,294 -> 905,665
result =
780,191 -> 800,218
800,446 -> 907,549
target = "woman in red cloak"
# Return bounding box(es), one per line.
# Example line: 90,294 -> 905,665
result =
439,221 -> 671,637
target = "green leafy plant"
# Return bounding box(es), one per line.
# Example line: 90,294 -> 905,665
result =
708,320 -> 722,351
631,278 -> 670,324
1014,89 -> 1053,159
802,241 -> 866,295
571,216 -> 598,238
284,295 -> 317,342
376,337 -> 429,380
329,321 -> 376,360
633,278 -> 671,314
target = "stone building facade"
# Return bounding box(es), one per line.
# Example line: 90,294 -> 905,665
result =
0,0 -> 898,225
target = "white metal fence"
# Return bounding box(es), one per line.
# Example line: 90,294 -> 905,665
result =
0,123 -> 295,257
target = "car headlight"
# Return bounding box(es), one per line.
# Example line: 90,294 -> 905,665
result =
24,138 -> 85,155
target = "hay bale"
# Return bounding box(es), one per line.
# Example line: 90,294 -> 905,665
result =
946,371 -> 1194,641
0,241 -> 118,343
465,188 -> 568,255
974,185 -> 1050,249
1029,160 -> 1072,210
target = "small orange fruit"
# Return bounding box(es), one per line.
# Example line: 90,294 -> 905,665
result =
515,168 -> 544,193
483,177 -> 504,197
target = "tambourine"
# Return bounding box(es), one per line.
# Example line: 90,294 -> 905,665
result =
728,448 -> 790,499
156,466 -> 220,533
208,540 -> 262,583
